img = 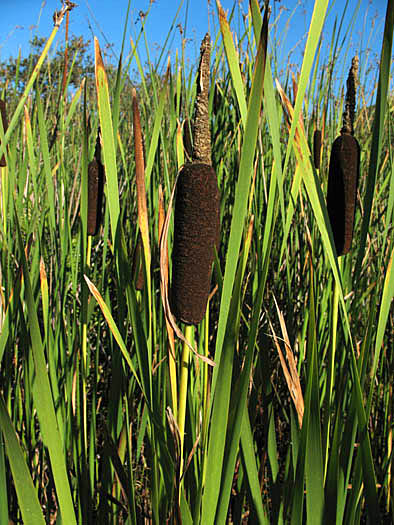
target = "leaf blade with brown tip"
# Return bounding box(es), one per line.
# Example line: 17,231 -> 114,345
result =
94,37 -> 120,244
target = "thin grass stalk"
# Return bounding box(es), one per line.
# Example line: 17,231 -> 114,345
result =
80,94 -> 91,476
0,432 -> 8,524
388,379 -> 393,513
158,185 -> 178,418
0,164 -> 7,235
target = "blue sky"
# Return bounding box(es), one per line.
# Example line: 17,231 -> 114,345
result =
0,0 -> 390,96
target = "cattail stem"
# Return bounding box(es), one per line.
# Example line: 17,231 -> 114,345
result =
81,317 -> 88,455
178,324 -> 193,489
1,167 -> 7,235
81,221 -> 93,458
388,381 -> 392,511
86,234 -> 92,267
193,304 -> 211,522
0,100 -> 8,235
168,346 -> 178,420
323,257 -> 341,481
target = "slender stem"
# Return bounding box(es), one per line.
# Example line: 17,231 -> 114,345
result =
202,304 -> 210,486
86,234 -> 92,268
193,306 -> 211,523
82,234 -> 92,453
168,340 -> 178,420
178,324 -> 193,483
323,257 -> 341,481
1,166 -> 7,235
388,380 -> 392,512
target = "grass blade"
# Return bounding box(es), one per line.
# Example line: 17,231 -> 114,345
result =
0,396 -> 45,525
94,37 -> 120,245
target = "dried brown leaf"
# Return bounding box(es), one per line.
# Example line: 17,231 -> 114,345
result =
271,296 -> 304,427
132,88 -> 151,268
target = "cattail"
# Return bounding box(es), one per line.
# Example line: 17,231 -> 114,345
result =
171,34 -> 220,325
171,163 -> 220,324
132,233 -> 145,291
327,56 -> 360,256
0,100 -> 8,167
182,118 -> 193,160
327,134 -> 360,255
313,129 -> 322,169
213,82 -> 222,115
87,131 -> 104,236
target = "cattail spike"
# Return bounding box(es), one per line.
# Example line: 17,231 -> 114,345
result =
183,118 -> 193,160
0,100 -> 8,167
87,129 -> 104,236
341,56 -> 359,135
313,129 -> 322,169
132,233 -> 145,291
327,56 -> 360,256
327,132 -> 360,255
170,33 -> 220,325
94,126 -> 101,160
193,33 -> 211,165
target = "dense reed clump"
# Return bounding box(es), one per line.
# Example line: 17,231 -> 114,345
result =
0,100 -> 8,166
313,128 -> 322,169
87,131 -> 104,236
326,56 -> 360,255
171,34 -> 220,325
2,1 -> 394,522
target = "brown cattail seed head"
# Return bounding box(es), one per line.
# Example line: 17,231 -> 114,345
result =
326,133 -> 360,255
87,159 -> 104,236
183,118 -> 193,161
171,163 -> 220,325
213,82 -> 222,115
327,56 -> 360,256
87,135 -> 104,236
132,233 -> 145,291
0,100 -> 8,167
313,129 -> 322,169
